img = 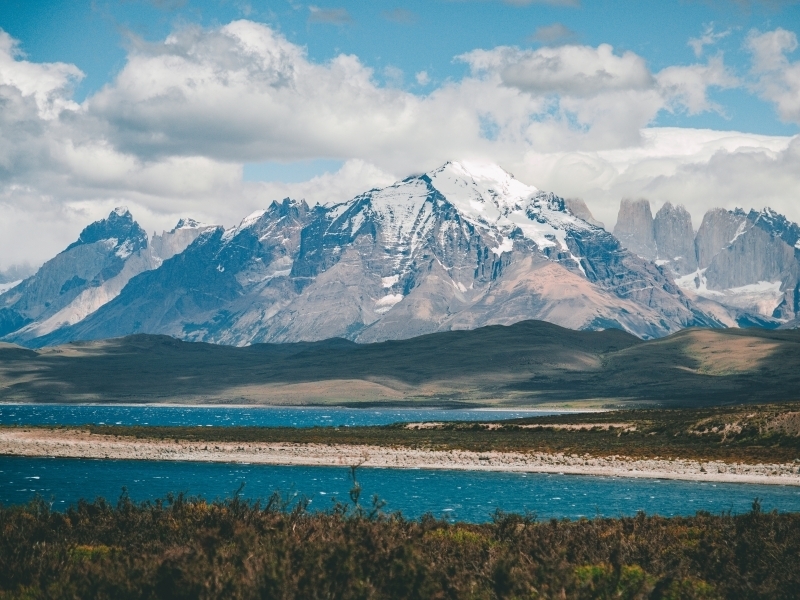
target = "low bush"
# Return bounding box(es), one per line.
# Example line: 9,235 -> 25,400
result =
0,493 -> 798,599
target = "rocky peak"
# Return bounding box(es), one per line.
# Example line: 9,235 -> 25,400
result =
564,198 -> 604,228
172,218 -> 205,231
152,217 -> 218,263
613,199 -> 657,260
653,202 -> 697,275
694,208 -> 748,270
65,207 -> 148,257
750,207 -> 800,249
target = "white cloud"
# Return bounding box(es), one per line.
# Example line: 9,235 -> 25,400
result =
0,21 -> 798,269
688,24 -> 731,58
514,128 -> 798,229
458,43 -> 740,150
746,28 -> 800,124
656,55 -> 739,114
460,44 -> 654,96
0,30 -> 83,119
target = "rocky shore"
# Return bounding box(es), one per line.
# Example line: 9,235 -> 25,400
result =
2,427 -> 799,486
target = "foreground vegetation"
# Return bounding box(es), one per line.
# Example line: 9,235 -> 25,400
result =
1,490 -> 798,600
70,402 -> 800,463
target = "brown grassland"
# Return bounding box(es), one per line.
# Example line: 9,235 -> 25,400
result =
64,402 -> 800,464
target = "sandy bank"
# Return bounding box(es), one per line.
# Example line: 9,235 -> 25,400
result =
2,428 -> 799,486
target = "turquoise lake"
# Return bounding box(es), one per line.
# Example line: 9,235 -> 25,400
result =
0,404 -> 560,428
2,456 -> 799,523
2,404 -> 799,522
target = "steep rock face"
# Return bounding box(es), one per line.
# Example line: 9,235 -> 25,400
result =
676,208 -> 800,321
40,199 -> 314,346
0,208 -> 149,339
705,210 -> 799,290
0,210 -> 212,343
45,163 -> 719,347
613,199 -> 657,260
694,208 -> 748,270
564,198 -> 603,228
653,202 -> 697,275
151,219 -> 215,261
0,264 -> 36,291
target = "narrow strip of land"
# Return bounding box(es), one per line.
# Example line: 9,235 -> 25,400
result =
2,428 -> 799,486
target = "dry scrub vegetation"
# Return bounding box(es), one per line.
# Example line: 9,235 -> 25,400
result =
71,402 -> 800,463
1,491 -> 799,600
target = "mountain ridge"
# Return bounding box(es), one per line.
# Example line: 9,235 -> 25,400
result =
24,162 -> 720,346
3,160 -> 799,348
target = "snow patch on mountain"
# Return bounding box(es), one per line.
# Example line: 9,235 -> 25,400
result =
222,210 -> 268,242
173,218 -> 209,230
492,237 -> 513,255
115,239 -> 135,260
0,280 -> 22,295
375,293 -> 404,314
426,162 -> 593,253
676,270 -> 784,317
381,275 -> 399,288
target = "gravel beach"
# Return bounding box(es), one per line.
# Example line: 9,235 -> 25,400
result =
3,428 -> 799,486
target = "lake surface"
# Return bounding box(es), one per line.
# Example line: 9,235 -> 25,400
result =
0,404 -> 564,428
2,456 -> 799,522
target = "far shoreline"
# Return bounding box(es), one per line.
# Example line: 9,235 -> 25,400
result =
2,427 -> 798,487
0,401 -> 605,412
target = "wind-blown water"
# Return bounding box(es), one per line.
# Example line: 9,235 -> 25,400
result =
0,404 -> 564,428
2,456 -> 798,523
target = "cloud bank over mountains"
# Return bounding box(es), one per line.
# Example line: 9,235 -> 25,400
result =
0,20 -> 798,268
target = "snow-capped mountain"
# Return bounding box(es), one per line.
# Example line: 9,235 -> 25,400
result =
27,162 -> 719,347
614,199 -> 800,326
0,209 -> 214,343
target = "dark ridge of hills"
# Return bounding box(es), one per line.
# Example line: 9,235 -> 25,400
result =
1,320 -> 799,407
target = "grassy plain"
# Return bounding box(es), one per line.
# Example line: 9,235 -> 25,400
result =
32,402 -> 795,464
2,320 -> 800,406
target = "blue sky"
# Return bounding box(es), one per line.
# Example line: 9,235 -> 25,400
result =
3,0 -> 798,133
0,0 -> 799,266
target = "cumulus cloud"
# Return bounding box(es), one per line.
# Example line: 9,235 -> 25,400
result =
0,30 -> 83,119
514,128 -> 799,229
746,28 -> 800,123
0,21 -> 798,268
462,44 -> 654,96
657,55 -> 739,114
457,43 -> 739,149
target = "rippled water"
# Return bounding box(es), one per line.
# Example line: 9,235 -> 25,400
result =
0,404 -> 564,428
3,404 -> 798,521
2,456 -> 799,522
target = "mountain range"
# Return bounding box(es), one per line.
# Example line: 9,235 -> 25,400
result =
0,161 -> 797,348
613,199 -> 800,328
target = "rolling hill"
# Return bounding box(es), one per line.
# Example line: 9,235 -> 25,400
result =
2,320 -> 799,406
